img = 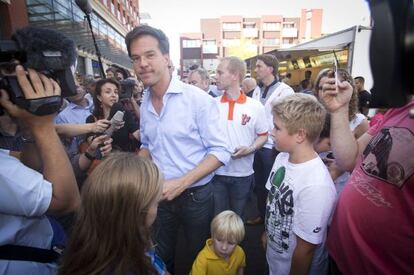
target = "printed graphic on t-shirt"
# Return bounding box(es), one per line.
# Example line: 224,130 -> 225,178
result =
361,127 -> 414,188
241,114 -> 251,125
266,166 -> 294,253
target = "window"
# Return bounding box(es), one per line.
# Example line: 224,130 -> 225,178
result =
305,20 -> 311,39
263,22 -> 281,31
182,39 -> 201,48
283,22 -> 295,29
202,40 -> 217,54
222,23 -> 241,31
263,39 -> 280,46
111,0 -> 115,14
306,10 -> 313,20
222,39 -> 240,47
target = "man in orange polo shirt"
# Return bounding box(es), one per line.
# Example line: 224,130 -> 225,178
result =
213,56 -> 268,218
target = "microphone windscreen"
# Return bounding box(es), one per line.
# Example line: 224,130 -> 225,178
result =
13,27 -> 77,71
75,0 -> 92,14
108,102 -> 125,120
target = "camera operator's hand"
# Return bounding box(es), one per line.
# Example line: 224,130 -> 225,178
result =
0,65 -> 60,128
319,74 -> 353,115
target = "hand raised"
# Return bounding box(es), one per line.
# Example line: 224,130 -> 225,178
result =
318,75 -> 353,114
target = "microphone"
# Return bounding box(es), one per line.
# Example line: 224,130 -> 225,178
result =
108,102 -> 124,120
75,0 -> 92,14
92,103 -> 124,159
12,26 -> 77,99
13,27 -> 77,72
104,102 -> 125,137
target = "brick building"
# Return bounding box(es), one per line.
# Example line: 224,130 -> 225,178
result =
179,9 -> 322,78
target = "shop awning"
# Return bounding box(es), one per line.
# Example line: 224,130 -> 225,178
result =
246,26 -> 368,65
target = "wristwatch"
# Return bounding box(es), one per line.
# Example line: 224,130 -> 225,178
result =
84,151 -> 96,161
21,135 -> 35,143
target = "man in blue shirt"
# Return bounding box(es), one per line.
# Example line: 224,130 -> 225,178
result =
125,25 -> 231,274
54,84 -> 94,157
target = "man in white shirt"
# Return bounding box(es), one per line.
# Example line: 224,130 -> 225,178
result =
250,54 -> 294,224
213,56 -> 268,218
0,66 -> 80,274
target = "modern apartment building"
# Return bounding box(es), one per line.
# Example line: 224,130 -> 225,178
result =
0,0 -> 140,76
179,9 -> 322,78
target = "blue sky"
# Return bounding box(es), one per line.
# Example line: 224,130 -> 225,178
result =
139,0 -> 371,67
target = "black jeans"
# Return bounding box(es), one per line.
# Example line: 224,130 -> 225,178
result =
253,147 -> 277,219
153,183 -> 214,274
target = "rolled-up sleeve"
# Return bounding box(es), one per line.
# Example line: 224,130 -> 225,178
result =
196,96 -> 231,166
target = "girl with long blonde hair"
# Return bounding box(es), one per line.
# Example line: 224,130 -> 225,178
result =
58,153 -> 166,275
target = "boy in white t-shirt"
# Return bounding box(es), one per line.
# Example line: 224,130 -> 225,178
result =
262,94 -> 336,275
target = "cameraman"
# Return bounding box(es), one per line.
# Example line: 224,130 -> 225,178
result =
0,65 -> 80,274
320,71 -> 413,274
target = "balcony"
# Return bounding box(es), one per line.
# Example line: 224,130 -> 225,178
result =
281,28 -> 298,38
242,28 -> 258,38
202,44 -> 218,54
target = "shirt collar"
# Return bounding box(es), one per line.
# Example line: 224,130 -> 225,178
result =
220,91 -> 246,104
204,239 -> 221,260
147,76 -> 183,96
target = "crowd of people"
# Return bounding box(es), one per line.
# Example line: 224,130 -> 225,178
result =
0,23 -> 413,275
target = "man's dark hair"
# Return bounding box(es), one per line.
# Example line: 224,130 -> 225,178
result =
106,67 -> 116,74
305,70 -> 312,79
286,72 -> 291,78
300,79 -> 310,90
189,64 -> 200,70
257,54 -> 279,77
125,25 -> 169,56
354,76 -> 365,83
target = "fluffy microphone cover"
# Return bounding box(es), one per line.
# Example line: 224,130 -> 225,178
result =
12,26 -> 77,70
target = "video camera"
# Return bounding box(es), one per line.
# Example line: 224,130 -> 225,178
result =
119,79 -> 136,100
368,0 -> 413,108
0,26 -> 77,116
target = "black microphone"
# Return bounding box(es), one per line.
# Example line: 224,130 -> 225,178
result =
108,102 -> 124,120
104,102 -> 125,137
93,103 -> 124,159
13,27 -> 77,72
0,27 -> 78,115
12,26 -> 77,99
75,0 -> 92,14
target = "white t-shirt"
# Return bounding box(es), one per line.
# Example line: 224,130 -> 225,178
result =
265,152 -> 336,275
252,82 -> 294,149
0,149 -> 56,274
216,93 -> 268,176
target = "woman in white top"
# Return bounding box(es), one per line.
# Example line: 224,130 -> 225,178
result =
313,68 -> 369,194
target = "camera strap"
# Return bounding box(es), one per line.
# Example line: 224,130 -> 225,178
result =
0,216 -> 65,263
0,244 -> 61,263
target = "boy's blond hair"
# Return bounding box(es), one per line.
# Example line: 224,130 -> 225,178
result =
272,94 -> 326,143
211,210 -> 245,244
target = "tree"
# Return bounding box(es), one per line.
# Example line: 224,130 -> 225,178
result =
226,36 -> 258,60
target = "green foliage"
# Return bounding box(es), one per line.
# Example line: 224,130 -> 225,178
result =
226,36 -> 258,60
